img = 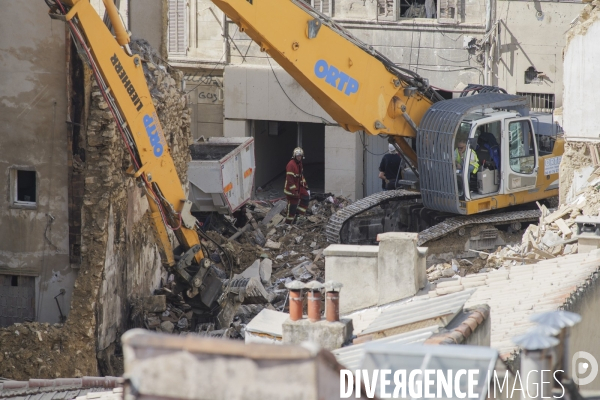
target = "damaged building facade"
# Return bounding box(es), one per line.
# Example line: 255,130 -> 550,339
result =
559,3 -> 600,204
0,1 -> 192,379
164,0 -> 583,198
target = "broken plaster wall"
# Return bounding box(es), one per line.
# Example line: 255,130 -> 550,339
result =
559,3 -> 600,204
0,40 -> 192,380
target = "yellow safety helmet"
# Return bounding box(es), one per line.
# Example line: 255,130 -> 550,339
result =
292,147 -> 304,158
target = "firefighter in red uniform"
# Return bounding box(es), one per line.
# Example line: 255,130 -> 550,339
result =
284,147 -> 310,224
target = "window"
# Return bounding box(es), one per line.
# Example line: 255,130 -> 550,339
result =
168,0 -> 187,55
517,92 -> 555,113
378,0 -> 438,20
508,120 -> 536,174
10,169 -> 37,208
437,0 -> 458,23
311,0 -> 332,15
376,0 -> 461,21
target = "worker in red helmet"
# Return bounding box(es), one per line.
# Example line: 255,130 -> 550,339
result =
284,147 -> 310,224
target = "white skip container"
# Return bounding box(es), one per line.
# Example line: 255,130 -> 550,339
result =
188,137 -> 255,214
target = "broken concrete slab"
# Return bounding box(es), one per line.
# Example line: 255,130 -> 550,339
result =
236,259 -> 261,280
260,200 -> 287,226
265,239 -> 281,249
142,295 -> 167,313
245,309 -> 289,344
259,258 -> 272,283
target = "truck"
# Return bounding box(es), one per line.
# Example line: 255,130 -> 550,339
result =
207,0 -> 563,253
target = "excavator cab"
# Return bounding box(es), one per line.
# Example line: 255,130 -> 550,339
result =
457,113 -> 541,205
418,92 -> 559,216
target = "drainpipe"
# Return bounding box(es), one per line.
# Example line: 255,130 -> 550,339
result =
484,0 -> 494,85
513,330 -> 559,400
222,12 -> 230,64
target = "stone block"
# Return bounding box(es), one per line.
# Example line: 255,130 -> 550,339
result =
282,318 -> 353,351
578,236 -> 600,253
324,245 -> 379,314
143,295 -> 167,313
377,232 -> 427,305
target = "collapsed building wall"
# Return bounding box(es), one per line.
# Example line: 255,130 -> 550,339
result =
559,1 -> 600,203
0,40 -> 192,379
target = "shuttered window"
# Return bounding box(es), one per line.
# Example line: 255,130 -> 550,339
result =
302,0 -> 332,16
168,0 -> 187,55
437,0 -> 458,23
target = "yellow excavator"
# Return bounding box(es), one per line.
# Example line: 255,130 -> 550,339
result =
44,0 -> 225,309
45,0 -> 562,309
208,0 -> 563,250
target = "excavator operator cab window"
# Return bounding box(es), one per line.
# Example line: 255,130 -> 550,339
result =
508,120 -> 536,174
473,122 -> 501,172
454,122 -> 475,198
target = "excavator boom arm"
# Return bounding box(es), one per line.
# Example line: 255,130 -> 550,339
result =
211,0 -> 436,164
52,0 -> 204,268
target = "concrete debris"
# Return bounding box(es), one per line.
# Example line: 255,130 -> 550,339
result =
137,194 -> 350,340
160,321 -> 174,334
142,295 -> 167,313
265,239 -> 281,249
427,260 -> 480,282
482,184 -> 600,269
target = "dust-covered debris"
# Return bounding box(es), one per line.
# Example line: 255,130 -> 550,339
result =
483,182 -> 600,269
134,194 -> 351,340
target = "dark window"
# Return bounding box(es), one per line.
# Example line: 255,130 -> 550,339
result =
11,276 -> 18,287
17,170 -> 36,203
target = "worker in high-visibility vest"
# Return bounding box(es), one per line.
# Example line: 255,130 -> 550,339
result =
454,140 -> 479,174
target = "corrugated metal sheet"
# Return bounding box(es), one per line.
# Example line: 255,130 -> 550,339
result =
360,289 -> 475,335
332,326 -> 438,369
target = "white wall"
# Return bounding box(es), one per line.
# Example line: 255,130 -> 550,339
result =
224,64 -> 363,200
563,20 -> 600,141
223,64 -> 332,123
325,126 -> 363,200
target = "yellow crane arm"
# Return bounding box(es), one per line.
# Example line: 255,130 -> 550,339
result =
211,0 -> 438,165
54,0 -> 204,268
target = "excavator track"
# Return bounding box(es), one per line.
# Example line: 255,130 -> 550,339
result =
326,191 -> 542,247
416,209 -> 541,246
325,189 -> 421,243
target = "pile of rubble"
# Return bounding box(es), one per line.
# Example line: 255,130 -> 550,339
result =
426,258 -> 484,282
484,183 -> 600,268
136,195 -> 351,338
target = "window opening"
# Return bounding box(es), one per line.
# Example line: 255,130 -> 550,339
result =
17,170 -> 36,203
517,92 -> 555,113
